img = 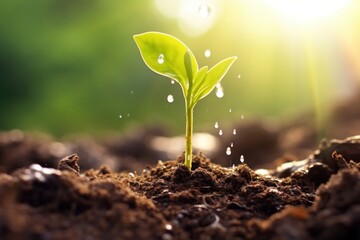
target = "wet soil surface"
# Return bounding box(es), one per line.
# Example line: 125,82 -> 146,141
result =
0,136 -> 360,240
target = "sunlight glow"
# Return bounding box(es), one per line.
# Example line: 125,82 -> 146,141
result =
154,0 -> 219,36
266,0 -> 352,25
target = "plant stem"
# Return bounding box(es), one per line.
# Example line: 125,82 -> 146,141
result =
185,104 -> 194,170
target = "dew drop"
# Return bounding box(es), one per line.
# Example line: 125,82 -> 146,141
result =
215,84 -> 224,98
214,122 -> 219,129
128,172 -> 135,178
198,4 -> 210,18
167,94 -> 174,103
226,147 -> 231,155
230,142 -> 234,147
233,129 -> 237,135
229,108 -> 232,113
158,54 -> 164,64
171,80 -> 175,84
204,49 -> 211,58
232,164 -> 236,170
240,155 -> 245,163
119,115 -> 122,119
219,129 -> 223,136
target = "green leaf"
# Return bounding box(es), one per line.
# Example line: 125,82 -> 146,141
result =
184,50 -> 194,82
190,66 -> 208,106
133,32 -> 198,93
193,56 -> 237,103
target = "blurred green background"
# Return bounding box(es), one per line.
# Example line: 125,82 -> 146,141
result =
1,0 -> 359,136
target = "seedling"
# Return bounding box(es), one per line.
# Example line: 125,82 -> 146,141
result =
134,32 -> 237,169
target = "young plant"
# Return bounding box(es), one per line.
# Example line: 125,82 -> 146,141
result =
134,32 -> 237,170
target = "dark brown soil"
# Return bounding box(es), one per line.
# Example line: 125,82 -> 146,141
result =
0,136 -> 360,240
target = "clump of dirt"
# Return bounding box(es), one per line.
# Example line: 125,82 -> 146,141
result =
0,136 -> 359,239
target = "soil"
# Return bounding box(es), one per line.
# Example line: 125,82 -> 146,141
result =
0,135 -> 360,239
0,93 -> 359,240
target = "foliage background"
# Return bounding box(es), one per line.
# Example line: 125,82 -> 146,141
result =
1,0 -> 359,136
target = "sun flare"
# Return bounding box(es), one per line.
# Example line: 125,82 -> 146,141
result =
266,0 -> 352,25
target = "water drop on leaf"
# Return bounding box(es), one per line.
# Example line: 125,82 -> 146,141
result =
158,54 -> 164,64
215,85 -> 224,98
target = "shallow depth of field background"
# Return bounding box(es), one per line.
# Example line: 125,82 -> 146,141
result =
1,0 -> 359,137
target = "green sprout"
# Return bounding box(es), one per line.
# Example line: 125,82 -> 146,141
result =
134,32 -> 237,170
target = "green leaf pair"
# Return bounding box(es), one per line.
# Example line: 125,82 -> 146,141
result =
134,32 -> 237,169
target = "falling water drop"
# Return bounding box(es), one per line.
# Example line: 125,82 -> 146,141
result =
165,224 -> 173,231
158,54 -> 164,64
204,49 -> 211,58
214,122 -> 219,129
233,129 -> 237,135
167,94 -> 174,103
226,147 -> 231,155
219,129 -> 223,136
198,3 -> 210,18
240,155 -> 245,163
215,84 -> 224,98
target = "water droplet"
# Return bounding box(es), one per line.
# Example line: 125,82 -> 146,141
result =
198,4 -> 210,18
204,49 -> 211,58
215,84 -> 224,98
233,129 -> 237,135
158,54 -> 164,64
232,164 -> 236,170
119,115 -> 122,119
171,80 -> 175,84
214,122 -> 219,129
128,172 -> 135,178
240,155 -> 245,163
229,108 -> 232,113
219,129 -> 223,136
165,224 -> 173,231
162,233 -> 172,240
241,114 -> 245,119
237,74 -> 241,79
230,142 -> 234,147
226,147 -> 231,155
167,94 -> 174,103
